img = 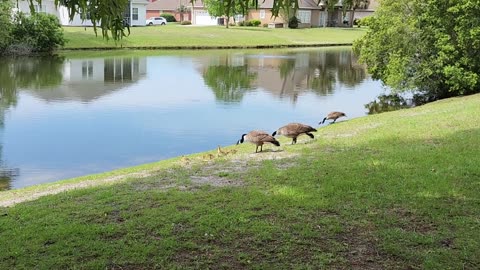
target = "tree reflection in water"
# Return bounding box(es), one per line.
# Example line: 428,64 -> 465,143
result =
0,56 -> 65,190
365,94 -> 413,114
203,49 -> 369,103
203,64 -> 257,103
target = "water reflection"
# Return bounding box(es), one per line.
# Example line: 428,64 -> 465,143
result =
0,55 -> 146,190
365,94 -> 413,114
0,56 -> 64,95
202,56 -> 257,103
201,49 -> 367,103
0,49 -> 382,191
24,57 -> 146,103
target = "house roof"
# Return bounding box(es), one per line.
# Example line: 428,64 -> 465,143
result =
257,0 -> 322,10
132,0 -> 150,5
147,0 -> 190,10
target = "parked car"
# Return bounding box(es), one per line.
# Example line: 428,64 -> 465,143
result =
146,17 -> 167,26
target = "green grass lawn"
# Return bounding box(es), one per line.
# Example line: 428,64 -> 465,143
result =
1,94 -> 479,269
62,25 -> 366,49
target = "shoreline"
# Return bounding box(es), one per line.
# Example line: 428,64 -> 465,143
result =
60,43 -> 353,51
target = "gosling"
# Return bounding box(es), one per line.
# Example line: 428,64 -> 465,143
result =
272,123 -> 317,145
237,130 -> 281,153
320,111 -> 346,124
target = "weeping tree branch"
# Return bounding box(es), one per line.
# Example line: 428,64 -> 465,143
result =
27,0 -> 130,40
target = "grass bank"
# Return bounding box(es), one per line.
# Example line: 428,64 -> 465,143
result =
62,25 -> 366,49
1,94 -> 479,269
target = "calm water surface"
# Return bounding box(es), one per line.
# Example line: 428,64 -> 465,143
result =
0,48 -> 386,190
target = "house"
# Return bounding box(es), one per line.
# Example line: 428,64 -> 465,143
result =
15,0 -> 149,27
146,0 -> 192,22
147,0 -> 218,25
248,0 -> 378,27
146,0 -> 377,27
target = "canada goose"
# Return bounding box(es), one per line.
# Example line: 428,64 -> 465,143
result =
217,145 -> 228,157
320,111 -> 347,124
272,123 -> 317,145
237,130 -> 281,153
180,156 -> 191,165
202,153 -> 215,161
217,145 -> 238,156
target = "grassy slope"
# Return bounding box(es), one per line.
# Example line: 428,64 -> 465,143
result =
62,25 -> 366,49
1,94 -> 479,269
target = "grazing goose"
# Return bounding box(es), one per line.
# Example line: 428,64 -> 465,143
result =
320,111 -> 346,124
237,130 -> 280,153
272,123 -> 317,145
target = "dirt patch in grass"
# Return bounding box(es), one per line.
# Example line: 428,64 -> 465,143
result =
335,224 -> 405,269
189,176 -> 243,187
389,208 -> 437,235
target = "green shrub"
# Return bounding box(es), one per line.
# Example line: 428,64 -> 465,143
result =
237,21 -> 245,26
250,19 -> 261,27
357,16 -> 373,27
160,13 -> 176,22
263,23 -> 268,27
11,13 -> 65,53
245,20 -> 253,26
288,16 -> 299,29
180,20 -> 191,25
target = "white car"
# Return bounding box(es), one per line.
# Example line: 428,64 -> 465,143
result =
146,17 -> 167,26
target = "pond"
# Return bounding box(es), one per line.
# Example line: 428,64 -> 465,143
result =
0,47 -> 386,190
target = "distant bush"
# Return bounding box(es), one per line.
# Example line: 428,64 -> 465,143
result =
229,22 -> 236,27
250,19 -> 261,26
242,20 -> 261,27
8,13 -> 65,54
288,16 -> 299,29
160,13 -> 176,22
263,23 -> 268,28
180,20 -> 191,25
356,16 -> 373,27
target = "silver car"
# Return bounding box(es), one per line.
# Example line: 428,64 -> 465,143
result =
146,17 -> 167,26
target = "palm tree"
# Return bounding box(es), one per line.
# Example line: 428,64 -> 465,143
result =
342,0 -> 370,27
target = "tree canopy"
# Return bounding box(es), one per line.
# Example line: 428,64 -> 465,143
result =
353,0 -> 480,101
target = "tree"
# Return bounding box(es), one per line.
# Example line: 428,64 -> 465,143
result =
0,1 -> 13,52
341,0 -> 370,27
203,0 -> 243,28
177,4 -> 189,22
353,0 -> 480,101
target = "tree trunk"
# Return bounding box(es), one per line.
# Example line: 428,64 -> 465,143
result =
349,8 -> 355,27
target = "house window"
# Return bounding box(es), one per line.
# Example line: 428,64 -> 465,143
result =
259,10 -> 265,19
82,61 -> 93,79
297,10 -> 311,24
34,5 -> 46,13
132,8 -> 138,20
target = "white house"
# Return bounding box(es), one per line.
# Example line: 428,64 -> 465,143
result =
15,0 -> 149,27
